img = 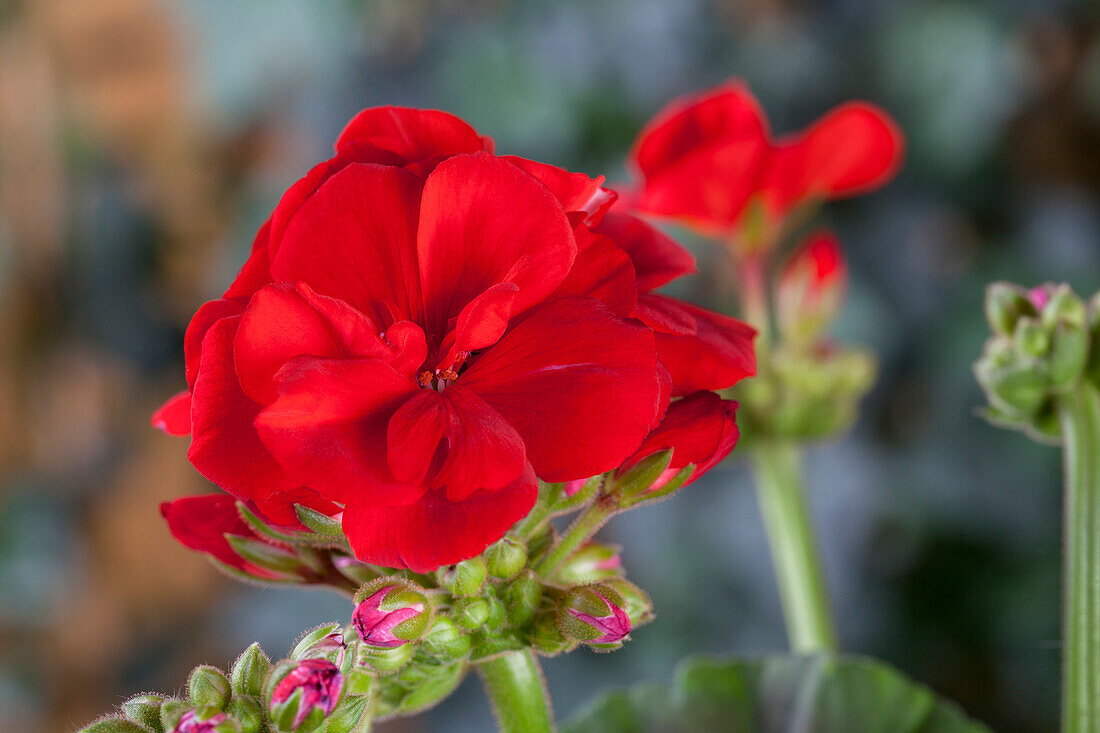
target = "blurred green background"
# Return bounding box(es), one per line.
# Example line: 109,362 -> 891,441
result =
1,0 -> 1097,730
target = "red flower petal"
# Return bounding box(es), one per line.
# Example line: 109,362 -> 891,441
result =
253,487 -> 342,529
621,391 -> 739,485
764,102 -> 904,215
335,106 -> 492,159
160,494 -> 280,576
387,387 -> 527,501
461,297 -> 660,481
189,317 -> 298,501
341,462 -> 537,572
271,163 -> 424,326
184,299 -> 244,390
630,81 -> 770,231
501,155 -> 617,224
152,390 -> 191,436
592,211 -> 696,292
417,153 -> 576,335
552,226 -> 637,317
635,294 -> 757,395
255,357 -> 422,506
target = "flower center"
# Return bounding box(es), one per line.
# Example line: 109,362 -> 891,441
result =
417,350 -> 472,391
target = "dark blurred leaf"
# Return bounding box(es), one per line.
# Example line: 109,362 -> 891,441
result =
564,654 -> 990,733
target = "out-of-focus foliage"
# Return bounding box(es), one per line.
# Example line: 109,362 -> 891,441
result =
1,0 -> 1098,731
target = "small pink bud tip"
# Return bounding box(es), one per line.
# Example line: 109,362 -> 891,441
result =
271,659 -> 343,725
1028,285 -> 1052,310
172,711 -> 228,733
562,479 -> 588,497
353,585 -> 428,648
569,590 -> 632,644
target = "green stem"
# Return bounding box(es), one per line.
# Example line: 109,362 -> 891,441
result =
1056,383 -> 1100,733
478,649 -> 555,733
534,500 -> 615,579
751,440 -> 837,653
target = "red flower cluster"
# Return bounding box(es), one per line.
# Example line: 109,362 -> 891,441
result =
155,107 -> 755,572
628,79 -> 904,246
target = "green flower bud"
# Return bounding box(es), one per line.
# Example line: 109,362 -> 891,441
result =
121,694 -> 164,730
484,536 -> 527,579
356,641 -> 415,674
1014,316 -> 1049,357
557,584 -> 631,651
420,616 -> 472,661
437,557 -> 487,597
159,700 -> 190,731
555,543 -> 623,585
452,597 -> 493,630
502,572 -> 543,626
388,661 -> 468,716
985,282 -> 1036,337
78,717 -> 150,733
188,666 -> 231,710
230,643 -> 271,699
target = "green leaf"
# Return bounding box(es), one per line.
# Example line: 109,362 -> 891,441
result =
563,654 -> 990,733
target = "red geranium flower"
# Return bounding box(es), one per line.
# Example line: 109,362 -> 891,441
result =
628,79 -> 904,245
154,107 -> 755,572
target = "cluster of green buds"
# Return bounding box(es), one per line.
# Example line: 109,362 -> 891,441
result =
732,231 -> 877,444
79,638 -> 365,733
83,465 -> 682,732
975,282 -> 1098,442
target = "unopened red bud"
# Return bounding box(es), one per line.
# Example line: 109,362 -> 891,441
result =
169,710 -> 231,733
776,231 -> 847,341
353,583 -> 430,648
269,659 -> 343,731
557,584 -> 632,650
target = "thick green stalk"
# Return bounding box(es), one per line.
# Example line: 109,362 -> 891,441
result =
1056,383 -> 1100,733
751,440 -> 837,653
534,500 -> 615,579
478,649 -> 555,733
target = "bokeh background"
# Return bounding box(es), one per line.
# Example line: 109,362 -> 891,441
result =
2,0 -> 1098,730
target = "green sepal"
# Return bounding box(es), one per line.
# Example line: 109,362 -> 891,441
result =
159,700 -> 190,731
230,643 -> 272,698
291,623 -> 344,661
236,501 -> 303,545
226,696 -> 263,733
320,694 -> 373,733
390,661 -> 467,716
344,667 -> 376,697
985,282 -> 1036,337
608,449 -> 672,503
484,536 -> 527,579
356,642 -> 414,675
121,694 -> 164,730
188,665 -> 231,710
548,475 -> 601,513
1048,322 -> 1089,388
294,504 -> 350,548
420,616 -> 473,662
502,572 -> 543,626
226,535 -> 312,576
436,556 -> 487,597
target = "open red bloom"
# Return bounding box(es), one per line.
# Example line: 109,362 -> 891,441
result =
628,80 -> 904,243
154,107 -> 756,572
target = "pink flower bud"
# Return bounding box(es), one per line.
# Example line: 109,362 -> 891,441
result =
558,584 -> 632,648
353,584 -> 430,648
562,479 -> 588,497
270,659 -> 343,728
776,230 -> 847,341
172,711 -> 228,733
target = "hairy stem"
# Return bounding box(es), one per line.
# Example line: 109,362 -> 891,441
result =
478,649 -> 555,733
534,500 -> 615,579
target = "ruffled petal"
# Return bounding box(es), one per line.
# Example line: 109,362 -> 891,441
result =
635,294 -> 757,395
551,226 -> 637,317
461,297 -> 660,481
592,211 -> 696,292
184,299 -> 244,389
417,153 -> 576,335
188,316 -> 297,501
341,462 -> 537,572
254,357 -> 422,506
501,155 -> 617,224
335,106 -> 492,159
271,163 -> 424,327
